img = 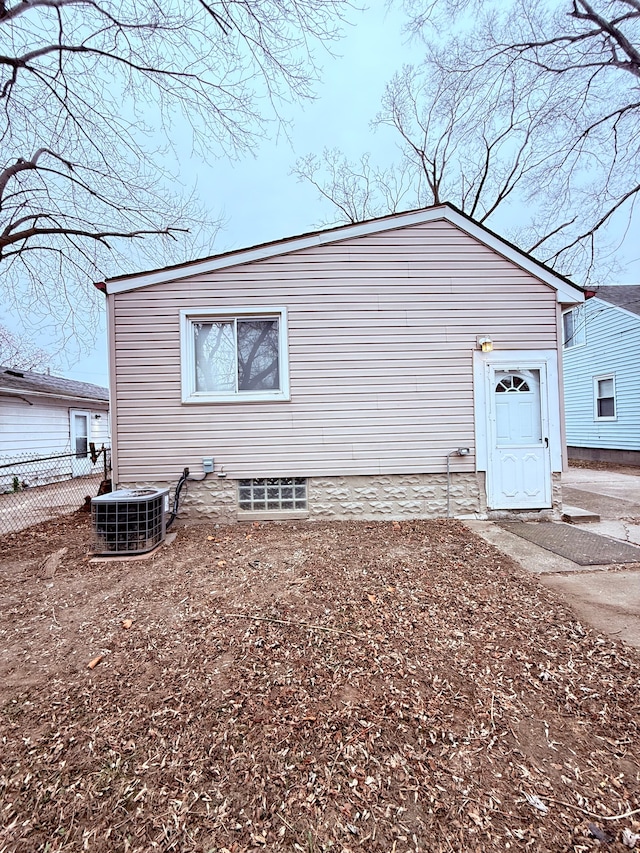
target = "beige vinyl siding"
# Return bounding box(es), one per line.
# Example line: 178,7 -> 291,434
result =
111,220 -> 558,482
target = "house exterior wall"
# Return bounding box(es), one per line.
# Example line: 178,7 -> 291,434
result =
563,297 -> 640,453
0,397 -> 110,458
0,395 -> 110,486
124,471 -> 485,522
110,219 -> 560,512
92,410 -> 111,447
0,396 -> 72,459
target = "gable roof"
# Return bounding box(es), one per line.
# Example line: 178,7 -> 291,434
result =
592,285 -> 640,318
99,203 -> 584,305
0,366 -> 109,404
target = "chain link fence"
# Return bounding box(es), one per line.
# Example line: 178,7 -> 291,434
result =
0,445 -> 111,535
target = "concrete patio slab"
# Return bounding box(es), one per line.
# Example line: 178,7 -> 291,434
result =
561,504 -> 600,523
466,466 -> 640,650
466,519 -> 640,651
542,570 -> 640,650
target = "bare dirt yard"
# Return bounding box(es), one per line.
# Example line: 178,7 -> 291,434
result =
1,515 -> 639,852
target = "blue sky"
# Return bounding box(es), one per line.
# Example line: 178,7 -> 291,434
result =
57,5 -> 424,388
66,2 -> 422,385
5,3 -> 639,388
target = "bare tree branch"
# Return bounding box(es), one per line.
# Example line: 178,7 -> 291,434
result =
0,0 -> 354,350
0,324 -> 52,370
297,0 -> 640,284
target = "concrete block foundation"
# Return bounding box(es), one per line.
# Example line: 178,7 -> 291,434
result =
121,470 -> 561,523
121,472 -> 485,523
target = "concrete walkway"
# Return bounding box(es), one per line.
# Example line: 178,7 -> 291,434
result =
562,465 -> 640,545
466,465 -> 640,650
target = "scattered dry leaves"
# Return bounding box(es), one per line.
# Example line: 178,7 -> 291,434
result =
0,515 -> 639,851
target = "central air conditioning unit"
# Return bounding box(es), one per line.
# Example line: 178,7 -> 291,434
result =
91,488 -> 169,556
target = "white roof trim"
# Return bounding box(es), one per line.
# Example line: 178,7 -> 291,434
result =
0,387 -> 109,405
106,206 -> 584,304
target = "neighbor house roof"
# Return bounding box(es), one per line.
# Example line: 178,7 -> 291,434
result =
0,366 -> 109,404
593,285 -> 640,318
97,203 -> 584,305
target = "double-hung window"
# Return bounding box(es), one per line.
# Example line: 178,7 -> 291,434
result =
594,374 -> 616,420
181,308 -> 290,403
562,306 -> 585,349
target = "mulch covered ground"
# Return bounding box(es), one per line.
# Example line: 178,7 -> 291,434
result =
0,515 -> 639,852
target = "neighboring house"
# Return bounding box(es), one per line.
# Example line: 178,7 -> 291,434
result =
562,285 -> 640,466
0,366 -> 110,487
97,204 -> 583,521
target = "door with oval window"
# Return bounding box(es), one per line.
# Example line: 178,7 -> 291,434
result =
487,368 -> 551,509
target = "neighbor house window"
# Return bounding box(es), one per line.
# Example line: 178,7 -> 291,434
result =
238,478 -> 307,511
594,374 -> 616,420
181,308 -> 289,403
562,306 -> 585,348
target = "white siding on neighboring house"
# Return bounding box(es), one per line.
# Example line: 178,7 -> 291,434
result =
87,411 -> 111,449
0,396 -> 72,458
563,296 -> 640,450
0,396 -> 110,460
111,219 -> 560,484
0,394 -> 110,489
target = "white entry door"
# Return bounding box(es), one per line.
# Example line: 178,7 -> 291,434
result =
487,368 -> 552,509
70,410 -> 92,477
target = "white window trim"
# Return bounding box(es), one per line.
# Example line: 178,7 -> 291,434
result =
593,373 -> 617,421
562,305 -> 586,350
180,307 -> 290,403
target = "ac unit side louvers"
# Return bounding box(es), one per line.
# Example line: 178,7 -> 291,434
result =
91,488 -> 169,556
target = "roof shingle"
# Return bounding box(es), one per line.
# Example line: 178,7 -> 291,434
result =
0,366 -> 109,403
593,285 -> 640,317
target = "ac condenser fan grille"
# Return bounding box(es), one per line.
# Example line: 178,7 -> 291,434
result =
91,488 -> 168,555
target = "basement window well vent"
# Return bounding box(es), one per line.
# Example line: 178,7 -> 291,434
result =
238,477 -> 307,512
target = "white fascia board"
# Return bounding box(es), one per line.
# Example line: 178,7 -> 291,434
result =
0,387 -> 109,405
106,206 -> 584,304
556,287 -> 585,306
106,210 -> 448,293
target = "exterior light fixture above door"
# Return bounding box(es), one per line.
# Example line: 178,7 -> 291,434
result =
476,335 -> 493,352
